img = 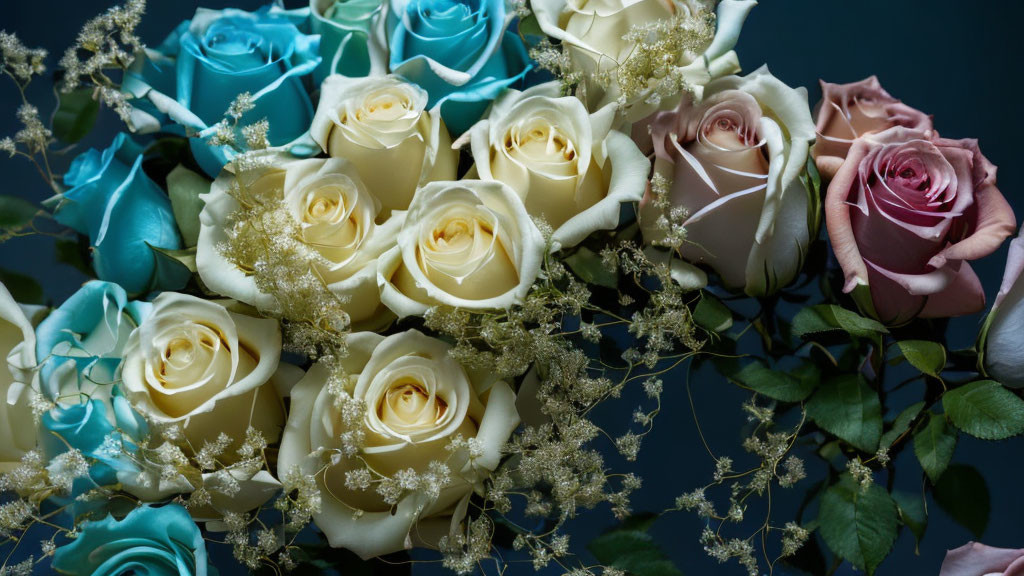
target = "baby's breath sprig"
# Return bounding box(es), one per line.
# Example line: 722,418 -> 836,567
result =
669,390 -> 811,576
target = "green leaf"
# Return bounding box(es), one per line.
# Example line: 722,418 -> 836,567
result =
896,340 -> 946,378
806,375 -> 882,452
565,246 -> 617,289
912,412 -> 957,484
692,292 -> 732,333
166,164 -> 209,247
587,516 -> 681,576
0,268 -> 43,304
880,401 -> 925,448
891,490 -> 927,551
55,237 -> 93,276
792,304 -> 888,339
518,13 -> 543,37
731,362 -> 818,403
934,464 -> 989,538
147,245 -> 194,293
942,380 -> 1024,440
52,88 -> 99,144
817,476 -> 898,575
0,195 -> 38,232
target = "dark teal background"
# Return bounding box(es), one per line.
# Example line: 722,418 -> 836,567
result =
2,1 -> 1023,575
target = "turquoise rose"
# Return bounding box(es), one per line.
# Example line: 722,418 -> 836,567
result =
51,504 -> 210,576
40,395 -> 147,500
311,0 -> 382,82
383,0 -> 535,134
49,134 -> 187,295
124,6 -> 321,177
34,281 -> 150,402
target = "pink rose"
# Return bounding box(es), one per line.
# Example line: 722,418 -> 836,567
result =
638,67 -> 817,296
814,76 -> 932,179
940,542 -> 1024,576
825,127 -> 1016,325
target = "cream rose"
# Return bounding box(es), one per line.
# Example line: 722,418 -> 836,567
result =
467,82 -> 649,249
119,292 -> 298,512
377,180 -> 546,318
0,283 -> 43,472
310,75 -> 458,216
531,0 -> 756,121
278,330 -> 519,558
197,154 -> 403,330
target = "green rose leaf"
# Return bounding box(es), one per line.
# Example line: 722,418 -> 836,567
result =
693,292 -> 733,333
807,375 -> 882,452
792,305 -> 888,340
879,401 -> 925,449
731,361 -> 818,403
587,516 -> 681,576
934,464 -> 989,538
891,490 -> 927,552
565,246 -> 617,289
818,476 -> 898,575
0,195 -> 39,232
52,88 -> 100,144
895,340 -> 946,378
942,380 -> 1024,440
912,412 -> 957,484
166,164 -> 210,247
0,268 -> 44,304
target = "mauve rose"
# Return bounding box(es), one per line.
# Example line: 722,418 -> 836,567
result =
638,67 -> 817,296
825,127 -> 1016,325
940,542 -> 1024,576
814,76 -> 932,179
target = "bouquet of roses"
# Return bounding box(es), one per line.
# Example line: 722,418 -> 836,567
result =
0,0 -> 1021,574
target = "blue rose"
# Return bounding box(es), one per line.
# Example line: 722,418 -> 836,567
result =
48,134 -> 188,295
40,396 -> 146,495
124,6 -> 321,177
311,0 -> 382,82
384,0 -> 535,134
51,504 -> 211,576
34,281 -> 150,402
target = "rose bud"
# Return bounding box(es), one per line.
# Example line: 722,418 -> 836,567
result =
982,227 -> 1024,387
825,127 -> 1016,325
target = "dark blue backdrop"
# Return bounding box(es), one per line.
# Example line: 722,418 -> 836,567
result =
2,1 -> 1022,575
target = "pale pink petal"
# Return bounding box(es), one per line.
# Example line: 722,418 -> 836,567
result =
825,139 -> 872,292
919,261 -> 985,318
940,542 -> 1024,576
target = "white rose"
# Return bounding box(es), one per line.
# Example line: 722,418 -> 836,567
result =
531,0 -> 755,121
0,283 -> 45,472
278,330 -> 519,558
120,292 -> 299,512
984,229 -> 1024,388
310,74 -> 458,216
197,153 -> 403,330
467,82 -> 648,249
377,180 -> 546,318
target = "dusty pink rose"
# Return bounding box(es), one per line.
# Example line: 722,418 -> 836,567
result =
814,76 -> 932,179
638,67 -> 817,296
940,542 -> 1024,576
826,127 -> 1016,325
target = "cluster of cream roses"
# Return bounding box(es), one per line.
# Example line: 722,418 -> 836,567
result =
171,72 -> 647,555
198,75 -> 650,327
